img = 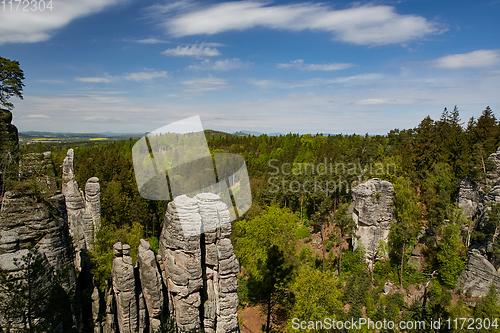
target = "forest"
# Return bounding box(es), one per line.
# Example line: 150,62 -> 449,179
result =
6,105 -> 500,332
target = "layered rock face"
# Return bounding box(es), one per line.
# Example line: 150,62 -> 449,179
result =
457,249 -> 500,298
112,242 -> 139,333
103,193 -> 239,333
158,194 -> 240,333
0,153 -> 79,331
458,178 -> 483,221
456,147 -> 500,297
61,149 -> 101,271
351,178 -> 395,268
196,193 -> 239,333
137,239 -> 163,331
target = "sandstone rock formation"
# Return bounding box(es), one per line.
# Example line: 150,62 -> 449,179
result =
351,178 -> 395,268
159,195 -> 203,332
61,149 -> 101,271
458,178 -> 483,221
86,177 -> 101,242
196,193 -> 239,333
92,287 -> 101,333
102,279 -> 117,333
456,147 -> 500,296
137,239 -> 163,331
0,153 -> 79,331
112,242 -> 139,333
457,249 -> 500,298
158,194 -> 240,333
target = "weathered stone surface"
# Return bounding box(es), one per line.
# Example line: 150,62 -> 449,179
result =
137,239 -> 163,331
0,152 -> 79,331
102,279 -> 116,333
0,191 -> 75,274
159,196 -> 202,332
92,287 -> 102,333
196,194 -> 239,333
61,149 -> 102,272
156,193 -> 240,333
62,149 -> 87,267
457,249 -> 500,298
112,242 -> 138,333
85,177 -> 101,241
458,178 -> 483,220
351,178 -> 395,268
488,147 -> 500,177
137,292 -> 147,333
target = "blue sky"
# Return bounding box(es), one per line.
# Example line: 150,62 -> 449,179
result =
1,0 -> 500,134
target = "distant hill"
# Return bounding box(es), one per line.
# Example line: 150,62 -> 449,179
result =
233,130 -> 285,136
18,131 -> 143,144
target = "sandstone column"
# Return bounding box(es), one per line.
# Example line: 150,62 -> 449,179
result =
112,242 -> 139,333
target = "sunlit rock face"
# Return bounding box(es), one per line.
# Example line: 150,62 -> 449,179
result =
103,193 -> 240,333
61,149 -> 101,272
158,194 -> 240,333
351,178 -> 395,269
112,242 -> 138,333
457,249 -> 500,298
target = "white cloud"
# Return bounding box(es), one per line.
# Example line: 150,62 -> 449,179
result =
74,70 -> 167,83
434,49 -> 500,69
133,38 -> 171,44
355,98 -> 419,105
24,114 -> 51,119
182,77 -> 228,92
161,44 -> 221,57
250,73 -> 384,89
188,58 -> 251,71
0,0 -> 123,45
162,2 -> 441,46
124,70 -> 167,81
277,59 -> 353,71
75,76 -> 114,83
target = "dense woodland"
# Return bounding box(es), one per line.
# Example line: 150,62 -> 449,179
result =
12,105 -> 500,332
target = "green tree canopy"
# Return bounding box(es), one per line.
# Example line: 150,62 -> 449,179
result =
0,56 -> 25,110
234,204 -> 300,276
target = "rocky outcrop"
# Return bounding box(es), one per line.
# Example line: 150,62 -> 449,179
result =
112,242 -> 139,333
457,249 -> 500,298
92,287 -> 102,333
86,177 -> 101,242
196,193 -> 239,333
102,280 -> 116,333
456,147 -> 500,296
458,178 -> 483,221
137,239 -> 163,331
61,149 -> 101,271
351,178 -> 395,268
0,153 -> 79,331
158,194 -> 240,333
159,195 -> 203,332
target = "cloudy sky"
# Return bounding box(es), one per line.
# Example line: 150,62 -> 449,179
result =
1,0 -> 499,134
